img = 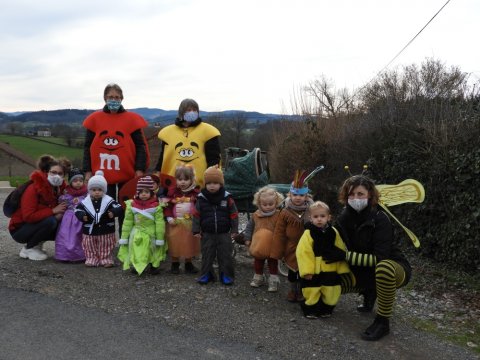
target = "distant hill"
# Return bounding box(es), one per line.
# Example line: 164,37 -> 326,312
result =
0,108 -> 296,127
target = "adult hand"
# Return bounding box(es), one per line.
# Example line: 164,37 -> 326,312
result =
135,170 -> 145,177
303,274 -> 313,280
193,233 -> 201,239
84,171 -> 92,182
53,203 -> 67,215
108,211 -> 114,218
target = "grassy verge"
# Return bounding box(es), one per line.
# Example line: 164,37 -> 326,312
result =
0,176 -> 30,187
399,255 -> 480,354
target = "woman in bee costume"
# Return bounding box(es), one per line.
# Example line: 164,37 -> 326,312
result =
335,175 -> 420,341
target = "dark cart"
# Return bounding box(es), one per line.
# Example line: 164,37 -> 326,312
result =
224,147 -> 290,214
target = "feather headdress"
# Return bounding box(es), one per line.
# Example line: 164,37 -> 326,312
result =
290,165 -> 324,195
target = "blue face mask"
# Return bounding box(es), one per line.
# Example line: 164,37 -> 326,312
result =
183,111 -> 199,122
106,99 -> 122,111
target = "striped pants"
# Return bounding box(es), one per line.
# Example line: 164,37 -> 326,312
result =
340,260 -> 407,318
82,233 -> 116,267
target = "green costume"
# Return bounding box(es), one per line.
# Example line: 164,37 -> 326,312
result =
118,200 -> 167,274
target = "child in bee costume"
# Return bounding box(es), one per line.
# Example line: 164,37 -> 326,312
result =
296,201 -> 349,319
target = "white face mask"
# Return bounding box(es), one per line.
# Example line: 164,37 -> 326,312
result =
348,198 -> 369,212
48,174 -> 63,187
183,110 -> 199,122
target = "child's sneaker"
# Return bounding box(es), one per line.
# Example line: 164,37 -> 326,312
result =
197,272 -> 214,285
250,274 -> 265,288
305,314 -> 318,320
267,275 -> 280,292
220,273 -> 234,286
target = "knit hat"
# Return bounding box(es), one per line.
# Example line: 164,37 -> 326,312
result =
68,168 -> 84,184
204,165 -> 224,185
136,176 -> 155,192
88,170 -> 107,193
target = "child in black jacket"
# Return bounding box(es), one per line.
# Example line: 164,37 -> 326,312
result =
75,170 -> 123,267
192,166 -> 238,285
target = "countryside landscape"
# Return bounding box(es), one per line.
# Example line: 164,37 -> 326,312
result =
0,59 -> 479,358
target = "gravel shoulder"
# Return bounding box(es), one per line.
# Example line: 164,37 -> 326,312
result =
0,190 -> 478,360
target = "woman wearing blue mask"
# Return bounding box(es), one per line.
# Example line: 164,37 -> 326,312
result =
82,83 -> 150,227
334,175 -> 412,341
153,98 -> 221,188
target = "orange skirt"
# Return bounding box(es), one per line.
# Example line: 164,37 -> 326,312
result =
166,220 -> 200,259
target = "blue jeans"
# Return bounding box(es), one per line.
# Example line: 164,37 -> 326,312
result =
10,216 -> 58,249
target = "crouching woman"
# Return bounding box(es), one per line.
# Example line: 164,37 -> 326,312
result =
8,155 -> 69,261
335,175 -> 412,341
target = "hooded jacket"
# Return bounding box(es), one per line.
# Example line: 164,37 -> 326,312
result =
8,170 -> 66,232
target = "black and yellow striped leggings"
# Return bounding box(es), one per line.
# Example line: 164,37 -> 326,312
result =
340,260 -> 407,318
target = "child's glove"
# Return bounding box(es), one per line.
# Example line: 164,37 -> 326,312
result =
119,239 -> 128,245
323,247 -> 347,264
155,239 -> 165,246
232,233 -> 245,244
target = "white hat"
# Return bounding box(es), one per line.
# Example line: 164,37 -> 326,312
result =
88,170 -> 107,193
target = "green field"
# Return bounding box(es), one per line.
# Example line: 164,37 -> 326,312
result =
0,135 -> 83,161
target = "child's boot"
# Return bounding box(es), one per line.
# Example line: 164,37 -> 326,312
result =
185,261 -> 199,274
149,265 -> 161,275
295,282 -> 305,302
250,274 -> 265,288
170,262 -> 180,274
268,275 -> 280,292
287,282 -> 297,302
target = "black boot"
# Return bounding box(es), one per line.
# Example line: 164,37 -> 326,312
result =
357,290 -> 376,313
149,265 -> 161,275
361,315 -> 390,341
170,262 -> 180,274
185,262 -> 199,274
316,299 -> 335,318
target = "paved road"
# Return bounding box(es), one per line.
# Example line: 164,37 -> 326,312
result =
0,189 -> 478,360
0,287 -> 273,360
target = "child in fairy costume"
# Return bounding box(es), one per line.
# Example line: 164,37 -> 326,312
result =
118,176 -> 167,275
55,168 -> 88,262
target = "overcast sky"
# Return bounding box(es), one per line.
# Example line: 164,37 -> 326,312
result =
0,0 -> 478,114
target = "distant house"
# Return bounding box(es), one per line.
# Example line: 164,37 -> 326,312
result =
37,129 -> 51,137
